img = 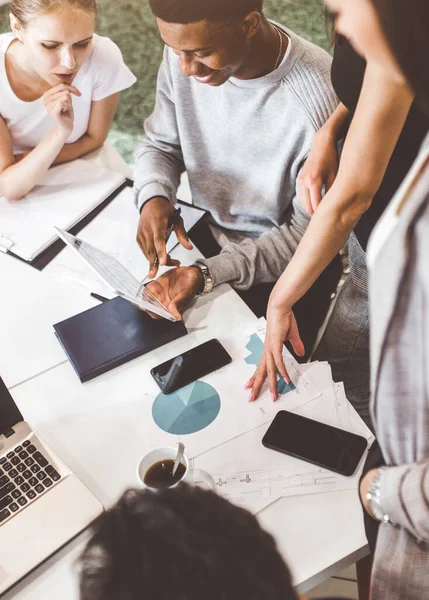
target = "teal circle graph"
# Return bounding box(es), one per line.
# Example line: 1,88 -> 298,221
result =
152,381 -> 221,435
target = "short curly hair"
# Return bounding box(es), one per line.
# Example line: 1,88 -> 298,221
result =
79,483 -> 298,600
149,0 -> 263,24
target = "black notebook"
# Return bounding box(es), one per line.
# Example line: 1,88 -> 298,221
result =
54,297 -> 188,382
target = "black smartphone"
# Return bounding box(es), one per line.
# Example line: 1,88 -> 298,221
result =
262,410 -> 367,477
150,339 -> 232,394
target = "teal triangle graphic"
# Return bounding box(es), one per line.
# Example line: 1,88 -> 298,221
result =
168,396 -> 220,435
176,383 -> 196,406
151,392 -> 189,432
187,383 -> 217,407
152,381 -> 221,435
244,334 -> 264,366
277,375 -> 296,395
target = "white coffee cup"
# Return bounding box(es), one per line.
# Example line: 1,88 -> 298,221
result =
137,446 -> 215,490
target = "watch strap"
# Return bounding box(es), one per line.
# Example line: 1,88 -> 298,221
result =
192,261 -> 214,295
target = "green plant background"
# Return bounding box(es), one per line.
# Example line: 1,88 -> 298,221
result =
0,0 -> 328,163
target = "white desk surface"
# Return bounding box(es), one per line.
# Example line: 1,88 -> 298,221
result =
0,145 -> 132,389
4,357 -> 367,599
1,145 -> 368,598
0,254 -> 99,389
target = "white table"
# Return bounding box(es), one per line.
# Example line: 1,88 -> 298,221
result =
0,145 -> 368,598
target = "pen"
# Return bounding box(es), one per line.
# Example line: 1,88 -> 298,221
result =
90,292 -> 110,303
143,207 -> 182,283
155,207 -> 182,269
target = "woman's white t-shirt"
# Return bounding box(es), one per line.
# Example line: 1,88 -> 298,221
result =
0,33 -> 137,153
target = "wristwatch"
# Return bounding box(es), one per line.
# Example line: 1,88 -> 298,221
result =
366,467 -> 389,523
192,261 -> 214,295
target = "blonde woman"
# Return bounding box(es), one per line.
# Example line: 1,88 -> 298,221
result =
0,0 -> 136,199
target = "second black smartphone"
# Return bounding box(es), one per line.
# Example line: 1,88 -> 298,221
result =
262,410 -> 368,477
150,339 -> 232,394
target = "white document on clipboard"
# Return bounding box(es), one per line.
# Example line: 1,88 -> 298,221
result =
55,228 -> 176,321
0,160 -> 125,262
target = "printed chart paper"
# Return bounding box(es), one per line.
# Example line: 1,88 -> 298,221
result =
196,361 -> 374,514
131,319 -> 320,458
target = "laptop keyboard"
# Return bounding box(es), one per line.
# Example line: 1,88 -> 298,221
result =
0,439 -> 62,526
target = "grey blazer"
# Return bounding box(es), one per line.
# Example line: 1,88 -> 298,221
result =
368,133 -> 429,600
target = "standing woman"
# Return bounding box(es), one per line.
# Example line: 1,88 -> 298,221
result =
324,0 -> 429,598
0,0 -> 136,200
248,28 -> 428,426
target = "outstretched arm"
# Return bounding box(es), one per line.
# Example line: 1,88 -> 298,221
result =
250,62 -> 414,400
272,63 -> 414,312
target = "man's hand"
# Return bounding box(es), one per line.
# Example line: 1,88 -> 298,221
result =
145,266 -> 204,321
137,196 -> 193,278
360,468 -> 379,518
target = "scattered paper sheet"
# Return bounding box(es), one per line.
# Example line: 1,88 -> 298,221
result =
196,360 -> 374,514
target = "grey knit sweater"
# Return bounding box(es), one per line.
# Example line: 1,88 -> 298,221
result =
134,23 -> 338,289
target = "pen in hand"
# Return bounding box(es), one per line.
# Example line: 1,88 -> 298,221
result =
143,207 -> 182,284
156,207 -> 182,268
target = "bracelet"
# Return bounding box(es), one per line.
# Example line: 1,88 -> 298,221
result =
366,466 -> 389,523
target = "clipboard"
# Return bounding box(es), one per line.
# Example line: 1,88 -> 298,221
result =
0,160 -> 132,270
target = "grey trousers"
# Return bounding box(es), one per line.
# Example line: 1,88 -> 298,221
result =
314,234 -> 371,427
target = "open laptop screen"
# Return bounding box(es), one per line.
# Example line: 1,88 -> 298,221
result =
0,378 -> 23,435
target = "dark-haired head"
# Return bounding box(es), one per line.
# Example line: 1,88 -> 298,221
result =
371,0 -> 429,114
79,484 -> 299,600
148,0 -> 275,87
325,0 -> 429,114
149,0 -> 263,25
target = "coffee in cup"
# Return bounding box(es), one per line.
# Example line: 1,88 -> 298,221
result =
137,446 -> 215,491
143,459 -> 186,489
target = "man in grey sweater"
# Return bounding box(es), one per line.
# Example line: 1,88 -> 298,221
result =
134,0 -> 339,350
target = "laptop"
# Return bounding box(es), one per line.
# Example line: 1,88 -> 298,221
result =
0,377 -> 103,594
